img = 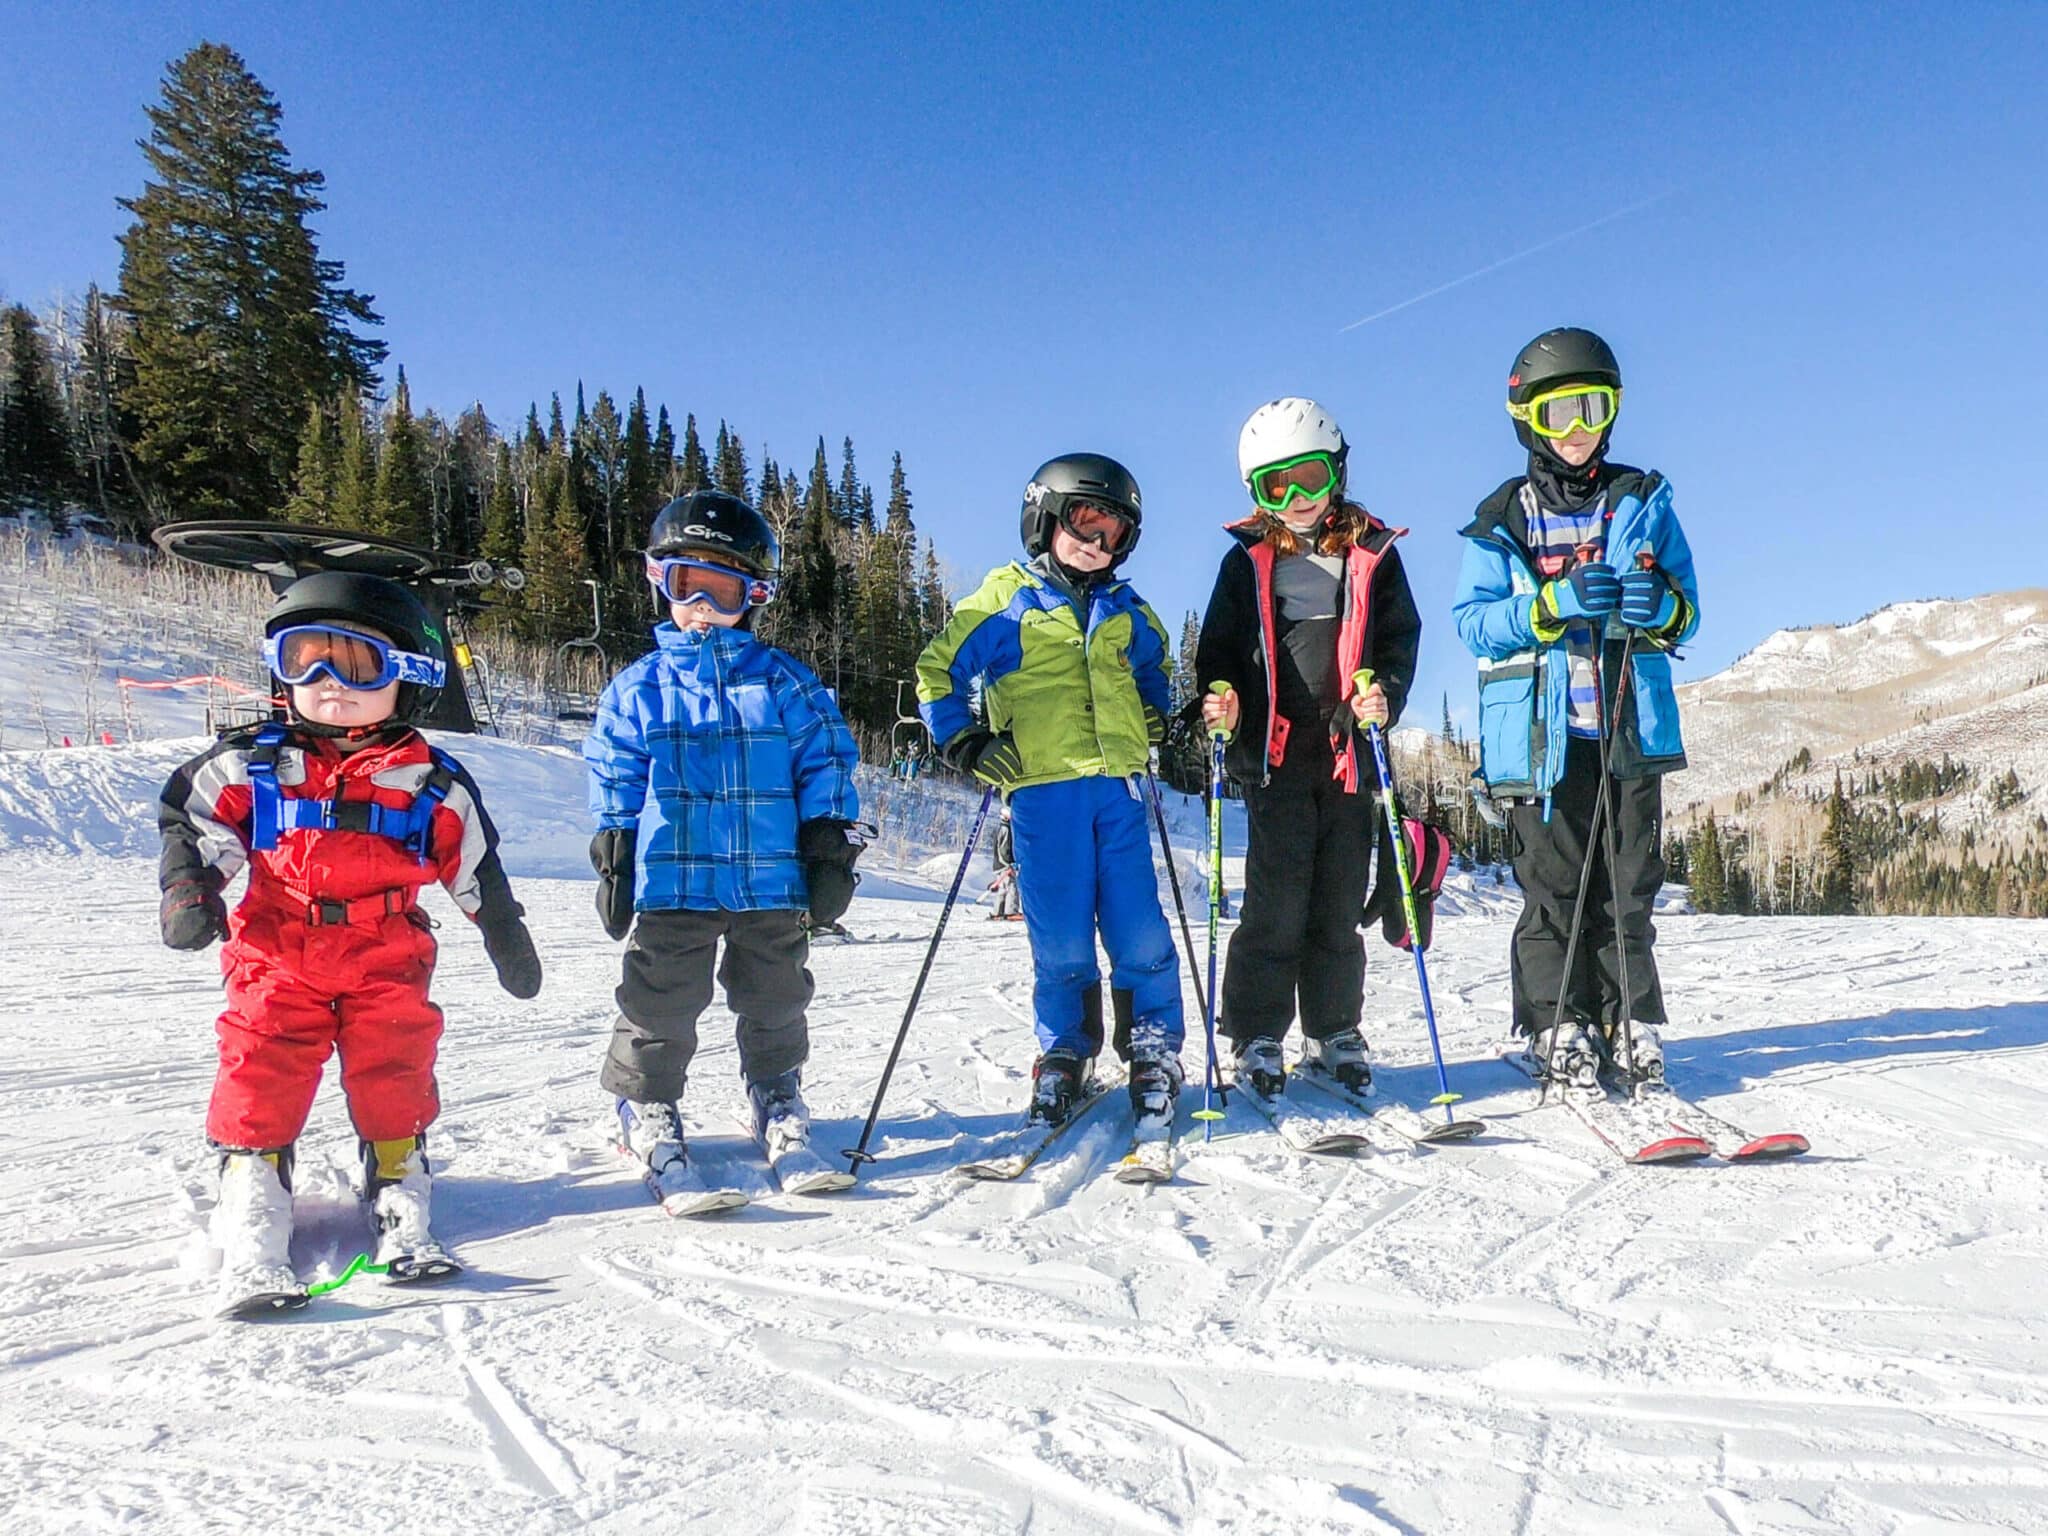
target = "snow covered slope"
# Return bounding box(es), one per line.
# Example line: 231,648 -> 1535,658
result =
3,729 -> 2048,1534
1671,589 -> 2048,820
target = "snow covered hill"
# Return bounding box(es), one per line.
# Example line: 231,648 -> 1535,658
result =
1671,589 -> 2048,824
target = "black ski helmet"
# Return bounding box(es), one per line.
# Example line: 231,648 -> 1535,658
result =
264,571 -> 446,727
1019,453 -> 1143,563
647,489 -> 780,576
1507,327 -> 1622,459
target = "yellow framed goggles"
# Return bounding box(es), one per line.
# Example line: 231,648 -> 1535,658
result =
1506,383 -> 1620,440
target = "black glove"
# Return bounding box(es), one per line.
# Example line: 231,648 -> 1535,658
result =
798,818 -> 866,926
937,728 -> 1025,788
590,828 -> 636,941
1142,704 -> 1168,746
478,904 -> 543,998
161,870 -> 227,951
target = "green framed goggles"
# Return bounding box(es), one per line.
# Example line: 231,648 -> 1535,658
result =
1506,383 -> 1620,440
1249,451 -> 1340,512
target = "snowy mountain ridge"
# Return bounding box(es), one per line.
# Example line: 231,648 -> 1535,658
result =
1671,587 -> 2048,821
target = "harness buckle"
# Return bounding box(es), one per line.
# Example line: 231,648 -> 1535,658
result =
313,899 -> 348,926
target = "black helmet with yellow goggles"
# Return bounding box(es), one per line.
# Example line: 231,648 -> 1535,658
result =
1506,327 -> 1622,446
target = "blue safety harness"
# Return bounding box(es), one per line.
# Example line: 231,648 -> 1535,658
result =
245,723 -> 458,865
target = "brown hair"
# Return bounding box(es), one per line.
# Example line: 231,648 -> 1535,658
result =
1257,498 -> 1377,558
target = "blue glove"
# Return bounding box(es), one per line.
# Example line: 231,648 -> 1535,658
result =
1534,561 -> 1620,633
1619,567 -> 1676,629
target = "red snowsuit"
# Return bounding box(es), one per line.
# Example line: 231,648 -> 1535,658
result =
160,725 -> 512,1150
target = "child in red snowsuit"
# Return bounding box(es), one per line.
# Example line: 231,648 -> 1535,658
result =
159,571 -> 540,1312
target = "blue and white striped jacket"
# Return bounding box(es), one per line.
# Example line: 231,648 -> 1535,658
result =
584,623 -> 861,912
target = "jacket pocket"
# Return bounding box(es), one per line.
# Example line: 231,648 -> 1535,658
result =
1630,650 -> 1684,759
1478,668 -> 1536,789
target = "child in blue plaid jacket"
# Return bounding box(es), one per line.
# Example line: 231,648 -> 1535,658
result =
584,492 -> 863,1178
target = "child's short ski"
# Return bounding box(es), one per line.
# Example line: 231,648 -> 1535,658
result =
1238,1082 -> 1372,1156
1113,1128 -> 1177,1184
217,1279 -> 309,1320
1502,1048 -> 1711,1164
956,1078 -> 1118,1182
1642,1085 -> 1809,1161
381,1249 -> 464,1283
1292,1061 -> 1486,1145
737,1110 -> 857,1194
622,1142 -> 751,1217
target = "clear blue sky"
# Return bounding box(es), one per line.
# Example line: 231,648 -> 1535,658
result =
4,2 -> 2044,727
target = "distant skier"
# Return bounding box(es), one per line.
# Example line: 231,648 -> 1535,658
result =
987,804 -> 1023,920
158,573 -> 543,1314
1451,327 -> 1700,1088
585,491 -> 864,1194
1192,399 -> 1422,1100
915,454 -> 1184,1133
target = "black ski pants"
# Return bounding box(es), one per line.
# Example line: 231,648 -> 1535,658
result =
1508,735 -> 1667,1039
600,907 -> 812,1103
1221,734 -> 1376,1044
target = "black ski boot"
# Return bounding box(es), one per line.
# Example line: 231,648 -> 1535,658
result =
1029,1049 -> 1094,1126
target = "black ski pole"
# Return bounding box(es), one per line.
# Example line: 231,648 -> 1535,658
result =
1145,768 -> 1223,1129
1595,628 -> 1645,1095
843,785 -> 997,1173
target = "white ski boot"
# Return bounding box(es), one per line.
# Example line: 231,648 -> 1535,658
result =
1230,1035 -> 1287,1099
364,1138 -> 460,1283
1609,1019 -> 1666,1083
1301,1028 -> 1374,1095
1128,1038 -> 1185,1136
746,1068 -> 812,1162
212,1148 -> 304,1317
1531,1021 -> 1601,1092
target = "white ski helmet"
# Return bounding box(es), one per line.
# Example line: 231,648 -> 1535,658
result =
1236,398 -> 1348,492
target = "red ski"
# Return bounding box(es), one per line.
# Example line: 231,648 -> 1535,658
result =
1640,1084 -> 1809,1161
1502,1048 -> 1711,1164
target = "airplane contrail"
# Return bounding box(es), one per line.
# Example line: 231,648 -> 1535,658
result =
1336,189 -> 1682,335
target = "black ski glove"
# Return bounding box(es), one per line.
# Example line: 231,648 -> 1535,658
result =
1142,704 -> 1168,747
939,727 -> 1025,788
161,869 -> 228,951
477,903 -> 543,998
798,818 -> 866,926
590,828 -> 636,941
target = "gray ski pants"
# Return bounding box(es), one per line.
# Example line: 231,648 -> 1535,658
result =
599,907 -> 813,1103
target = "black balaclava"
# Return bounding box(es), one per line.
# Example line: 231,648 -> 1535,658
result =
1518,416 -> 1611,513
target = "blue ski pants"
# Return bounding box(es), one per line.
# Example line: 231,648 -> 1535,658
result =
1009,775 -> 1184,1058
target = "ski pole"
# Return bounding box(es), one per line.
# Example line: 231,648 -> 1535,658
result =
1195,681 -> 1236,1138
1594,626 -> 1646,1096
843,785 -> 997,1172
1354,670 -> 1462,1128
1145,770 -> 1210,1024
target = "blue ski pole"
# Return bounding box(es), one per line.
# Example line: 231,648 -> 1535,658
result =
1355,670 -> 1471,1134
844,785 -> 997,1172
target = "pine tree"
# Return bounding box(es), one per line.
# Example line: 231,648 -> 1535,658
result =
371,366 -> 431,544
677,412 -> 708,493
1690,814 -> 1727,913
116,43 -> 384,520
712,420 -> 749,499
622,387 -> 657,532
837,436 -> 864,532
73,285 -> 143,529
651,405 -> 677,493
1819,769 -> 1859,914
0,304 -> 77,517
481,440 -> 521,570
582,387 -> 627,574
283,398 -> 337,524
330,390 -> 376,530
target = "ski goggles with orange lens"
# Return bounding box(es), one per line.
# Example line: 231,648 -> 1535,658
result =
265,624 -> 446,690
1249,451 -> 1340,513
1057,498 -> 1136,554
644,554 -> 777,614
1506,383 -> 1619,440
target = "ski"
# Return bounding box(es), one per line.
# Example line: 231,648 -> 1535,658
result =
1292,1062 -> 1486,1145
217,1282 -> 309,1320
1642,1084 -> 1810,1161
381,1249 -> 464,1283
1236,1082 -> 1373,1156
737,1110 -> 857,1194
1114,1117 -> 1177,1184
1502,1048 -> 1710,1164
956,1077 -> 1119,1182
620,1141 -> 751,1217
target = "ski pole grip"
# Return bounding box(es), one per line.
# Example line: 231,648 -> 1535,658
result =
1206,680 -> 1234,742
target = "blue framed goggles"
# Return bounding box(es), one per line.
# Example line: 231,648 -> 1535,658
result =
645,555 -> 778,615
264,624 -> 447,691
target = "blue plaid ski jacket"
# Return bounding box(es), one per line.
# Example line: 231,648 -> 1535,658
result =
584,622 -> 861,912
